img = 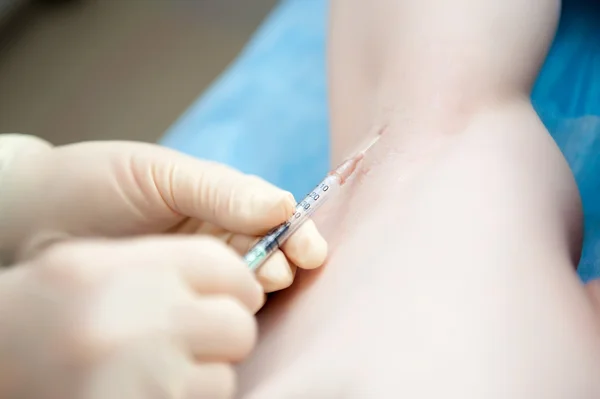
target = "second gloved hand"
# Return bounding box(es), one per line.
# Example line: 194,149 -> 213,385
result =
0,236 -> 262,399
0,136 -> 328,293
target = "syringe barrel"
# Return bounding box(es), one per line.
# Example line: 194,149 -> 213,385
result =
245,175 -> 340,271
279,175 -> 340,239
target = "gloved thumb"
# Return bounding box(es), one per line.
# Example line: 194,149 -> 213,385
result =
0,140 -> 299,263
122,143 -> 297,235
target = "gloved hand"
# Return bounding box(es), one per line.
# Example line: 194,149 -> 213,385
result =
0,236 -> 262,399
0,134 -> 327,293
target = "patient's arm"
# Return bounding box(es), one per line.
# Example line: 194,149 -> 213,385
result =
328,0 -> 561,163
237,1 -> 600,397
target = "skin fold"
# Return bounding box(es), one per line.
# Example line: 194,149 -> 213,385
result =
236,0 -> 600,397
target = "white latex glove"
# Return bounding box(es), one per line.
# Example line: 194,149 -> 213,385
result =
0,236 -> 263,399
0,134 -> 328,292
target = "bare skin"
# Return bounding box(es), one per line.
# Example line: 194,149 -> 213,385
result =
237,0 -> 600,398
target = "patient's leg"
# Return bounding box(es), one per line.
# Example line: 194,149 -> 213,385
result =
237,1 -> 600,397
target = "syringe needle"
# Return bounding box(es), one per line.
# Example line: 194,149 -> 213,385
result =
360,133 -> 381,155
245,128 -> 383,271
330,134 -> 382,185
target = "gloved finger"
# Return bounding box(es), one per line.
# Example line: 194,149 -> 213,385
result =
189,167 -> 296,236
226,219 -> 327,271
184,363 -> 236,399
254,250 -> 297,293
226,228 -> 321,293
124,144 -> 296,235
172,237 -> 264,313
226,234 -> 296,293
174,296 -> 257,362
71,235 -> 264,312
280,220 -> 328,270
226,233 -> 297,293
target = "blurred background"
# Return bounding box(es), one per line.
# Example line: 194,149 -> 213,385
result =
0,0 -> 277,145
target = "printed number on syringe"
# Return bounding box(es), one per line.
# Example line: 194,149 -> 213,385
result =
292,184 -> 329,218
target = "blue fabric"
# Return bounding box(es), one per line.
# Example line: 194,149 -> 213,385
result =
531,0 -> 600,281
160,0 -> 600,281
161,0 -> 329,201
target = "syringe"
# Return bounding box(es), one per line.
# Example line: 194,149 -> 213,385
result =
244,135 -> 381,272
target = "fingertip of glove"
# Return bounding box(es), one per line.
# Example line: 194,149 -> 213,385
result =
242,183 -> 296,229
256,251 -> 296,293
282,220 -> 328,270
273,190 -> 296,219
255,251 -> 297,293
